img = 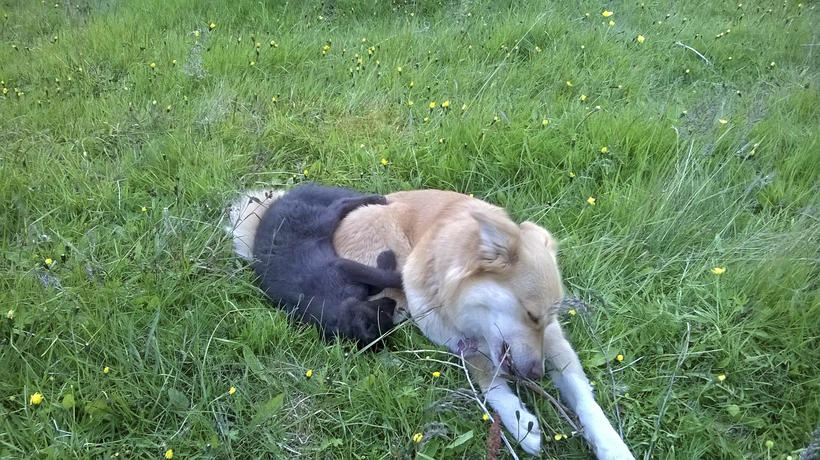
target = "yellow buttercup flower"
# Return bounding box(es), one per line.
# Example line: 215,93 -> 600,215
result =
712,267 -> 726,275
554,433 -> 565,441
566,80 -> 573,87
209,22 -> 215,29
104,366 -> 110,374
602,11 -> 613,17
150,62 -> 156,68
432,371 -> 441,378
229,386 -> 236,395
616,354 -> 624,362
412,433 -> 423,443
569,172 -> 575,178
441,100 -> 450,109
717,374 -> 726,381
482,413 -> 490,421
45,258 -> 53,265
305,369 -> 313,378
30,392 -> 43,405
580,94 -> 587,101
165,449 -> 174,459
542,119 -> 549,126
141,206 -> 147,212
637,35 -> 645,43
601,146 -> 608,153
429,101 -> 436,109
719,119 -> 728,124
380,158 -> 388,166
609,20 -> 615,26
407,100 -> 413,106
568,308 -> 577,315
587,197 -> 596,205
397,66 -> 402,73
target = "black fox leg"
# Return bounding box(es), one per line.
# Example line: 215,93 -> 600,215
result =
317,194 -> 388,232
334,258 -> 402,292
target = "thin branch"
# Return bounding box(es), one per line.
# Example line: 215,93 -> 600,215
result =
674,41 -> 711,65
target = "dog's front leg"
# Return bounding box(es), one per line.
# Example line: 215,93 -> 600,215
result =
544,321 -> 634,460
467,355 -> 542,455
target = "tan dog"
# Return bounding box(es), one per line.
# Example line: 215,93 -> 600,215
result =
333,190 -> 634,458
229,188 -> 633,458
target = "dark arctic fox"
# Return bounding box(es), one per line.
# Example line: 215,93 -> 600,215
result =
250,183 -> 401,344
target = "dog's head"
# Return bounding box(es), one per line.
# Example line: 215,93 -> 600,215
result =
436,210 -> 563,379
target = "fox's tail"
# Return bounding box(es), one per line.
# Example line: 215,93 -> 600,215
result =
225,189 -> 286,260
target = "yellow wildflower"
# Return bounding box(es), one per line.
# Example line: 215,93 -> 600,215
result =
423,117 -> 429,122
249,61 -> 256,66
587,197 -> 596,205
637,35 -> 645,43
712,267 -> 726,275
717,374 -> 726,381
601,146 -> 608,153
305,369 -> 313,378
461,104 -> 467,110
6,310 -> 13,320
432,371 -> 441,378
482,413 -> 490,421
45,258 -> 53,265
616,354 -> 624,362
569,172 -> 575,178
380,158 -> 388,166
412,433 -> 423,443
580,94 -> 587,101
542,119 -> 549,126
141,206 -> 147,212
719,119 -> 728,124
609,20 -> 615,26
165,449 -> 174,459
104,366 -> 110,374
602,11 -> 613,17
568,308 -> 577,315
554,433 -> 564,441
409,80 -> 414,88
566,80 -> 573,87
493,115 -> 499,122
438,138 -> 445,144
30,392 -> 43,405
429,101 -> 435,109
229,386 -> 236,395
209,22 -> 215,29
303,169 -> 309,176
769,61 -> 775,68
150,62 -> 156,68
397,66 -> 402,73
441,100 -> 450,109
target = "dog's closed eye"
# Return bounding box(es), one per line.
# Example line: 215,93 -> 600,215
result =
527,311 -> 539,324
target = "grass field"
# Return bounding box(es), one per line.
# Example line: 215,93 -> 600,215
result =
1,0 -> 818,458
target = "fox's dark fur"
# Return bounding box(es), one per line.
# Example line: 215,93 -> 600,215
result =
252,183 -> 401,344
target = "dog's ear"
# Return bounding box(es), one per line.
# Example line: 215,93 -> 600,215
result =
472,211 -> 519,270
520,221 -> 558,256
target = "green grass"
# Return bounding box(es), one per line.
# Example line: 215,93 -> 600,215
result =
1,0 -> 818,458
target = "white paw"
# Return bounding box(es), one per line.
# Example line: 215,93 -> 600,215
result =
513,412 -> 542,455
594,438 -> 634,460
